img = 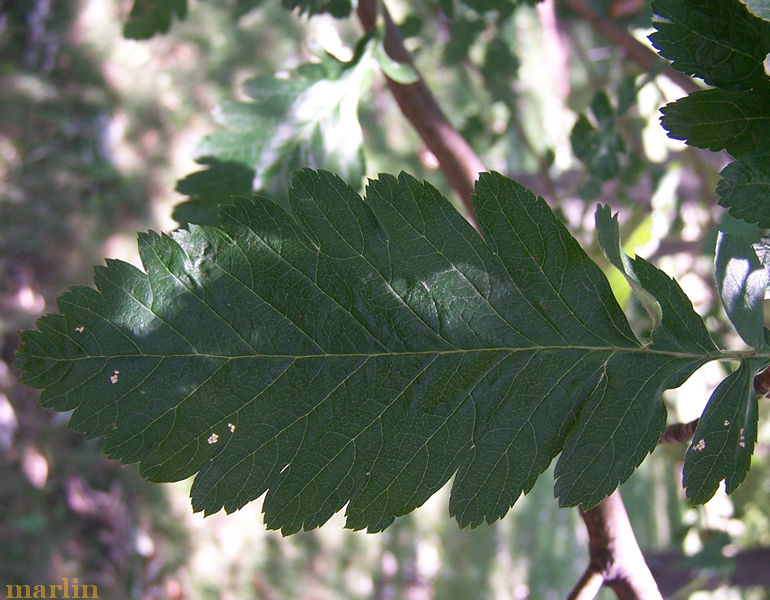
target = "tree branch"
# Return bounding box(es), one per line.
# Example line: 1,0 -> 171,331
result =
570,490 -> 664,600
356,0 -> 484,225
658,418 -> 699,444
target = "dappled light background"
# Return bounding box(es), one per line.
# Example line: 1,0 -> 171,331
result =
1,1 -> 768,599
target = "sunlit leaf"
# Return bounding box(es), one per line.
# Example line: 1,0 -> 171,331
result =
194,51 -> 372,211
715,233 -> 770,349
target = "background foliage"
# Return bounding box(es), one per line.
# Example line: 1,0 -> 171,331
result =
2,0 -> 769,598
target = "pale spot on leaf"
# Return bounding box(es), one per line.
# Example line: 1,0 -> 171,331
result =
75,325 -> 85,333
110,370 -> 120,384
207,433 -> 219,444
692,439 -> 706,452
723,419 -> 730,426
228,422 -> 236,433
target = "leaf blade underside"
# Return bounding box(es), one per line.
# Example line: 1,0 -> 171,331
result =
18,170 -> 722,533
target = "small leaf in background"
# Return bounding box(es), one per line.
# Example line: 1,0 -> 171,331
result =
373,33 -> 418,84
715,232 -> 769,349
123,0 -> 187,40
659,89 -> 770,156
716,150 -> 770,227
459,0 -> 539,14
570,97 -> 625,182
443,15 -> 486,65
193,47 -> 372,211
17,170 -> 728,532
173,159 -> 255,227
683,360 -> 761,503
281,0 -> 354,18
650,0 -> 770,90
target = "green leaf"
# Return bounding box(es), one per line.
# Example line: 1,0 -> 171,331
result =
123,0 -> 187,40
17,171 -> 731,532
570,108 -> 625,182
715,233 -> 770,349
595,205 -> 662,331
459,0 -> 539,13
660,89 -> 770,156
281,0 -> 354,18
716,150 -> 770,227
683,360 -> 761,503
650,0 -> 770,90
195,51 -> 372,208
173,159 -> 255,227
373,36 -> 419,84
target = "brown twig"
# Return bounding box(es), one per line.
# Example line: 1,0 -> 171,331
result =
355,0 -> 484,226
658,418 -> 699,444
560,0 -> 701,95
570,490 -> 664,600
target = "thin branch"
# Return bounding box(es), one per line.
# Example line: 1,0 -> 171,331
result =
570,490 -> 664,600
356,0 -> 483,226
560,0 -> 701,95
658,419 -> 699,444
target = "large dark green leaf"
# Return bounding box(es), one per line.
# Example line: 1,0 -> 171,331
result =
716,150 -> 770,227
660,89 -> 770,156
19,171 -> 760,533
650,0 -> 770,90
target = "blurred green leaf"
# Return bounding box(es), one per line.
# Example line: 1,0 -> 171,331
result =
660,89 -> 770,156
444,16 -> 486,65
570,101 -> 625,182
123,0 -> 188,40
374,35 -> 418,84
715,232 -> 770,349
194,48 -> 372,211
716,150 -> 770,227
650,0 -> 770,90
459,0 -> 539,14
281,0 -> 354,18
590,91 -> 614,126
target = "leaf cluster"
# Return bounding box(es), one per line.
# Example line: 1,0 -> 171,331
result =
651,0 -> 770,227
